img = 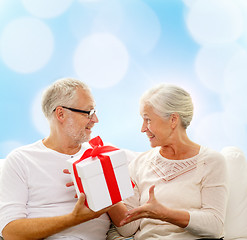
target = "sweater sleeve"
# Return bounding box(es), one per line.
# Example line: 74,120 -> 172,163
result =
115,157 -> 142,237
186,151 -> 228,238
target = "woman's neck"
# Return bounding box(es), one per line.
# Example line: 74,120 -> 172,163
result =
159,132 -> 200,160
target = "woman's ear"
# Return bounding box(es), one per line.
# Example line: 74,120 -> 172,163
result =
170,113 -> 179,129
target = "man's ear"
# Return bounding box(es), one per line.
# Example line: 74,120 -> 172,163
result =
54,107 -> 65,123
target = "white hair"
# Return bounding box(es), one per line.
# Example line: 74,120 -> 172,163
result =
140,83 -> 194,129
41,77 -> 91,120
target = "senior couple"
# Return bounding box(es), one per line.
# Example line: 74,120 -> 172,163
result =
0,78 -> 227,240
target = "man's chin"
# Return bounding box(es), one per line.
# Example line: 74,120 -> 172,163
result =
80,134 -> 91,144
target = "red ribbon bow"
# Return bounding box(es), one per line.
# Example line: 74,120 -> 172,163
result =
72,136 -> 122,208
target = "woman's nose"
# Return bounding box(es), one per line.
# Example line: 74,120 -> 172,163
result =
141,122 -> 147,133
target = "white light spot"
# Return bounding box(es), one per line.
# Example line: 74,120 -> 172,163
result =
224,49 -> 247,94
78,0 -> 102,2
31,90 -> 50,137
182,0 -> 197,8
73,33 -> 129,88
221,49 -> 247,120
193,112 -> 246,151
235,1 -> 247,48
0,17 -> 54,73
195,44 -> 244,93
91,1 -> 124,34
69,1 -> 123,41
21,0 -> 73,19
221,95 -> 247,125
120,0 -> 161,54
186,0 -> 243,45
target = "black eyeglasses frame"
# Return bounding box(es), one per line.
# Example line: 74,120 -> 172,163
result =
54,106 -> 96,119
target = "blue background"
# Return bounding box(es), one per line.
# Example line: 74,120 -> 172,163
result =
0,0 -> 247,159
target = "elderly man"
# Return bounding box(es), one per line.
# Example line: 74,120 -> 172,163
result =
0,78 -> 127,240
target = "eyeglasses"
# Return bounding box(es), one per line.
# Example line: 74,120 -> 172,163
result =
60,106 -> 96,119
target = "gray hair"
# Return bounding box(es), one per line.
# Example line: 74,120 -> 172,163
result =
140,83 -> 194,129
42,77 -> 91,120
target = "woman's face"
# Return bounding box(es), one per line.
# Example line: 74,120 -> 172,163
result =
140,104 -> 172,148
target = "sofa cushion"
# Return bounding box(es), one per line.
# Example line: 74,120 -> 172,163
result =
221,147 -> 247,240
0,159 -> 5,175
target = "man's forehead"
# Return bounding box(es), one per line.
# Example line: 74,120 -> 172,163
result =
76,88 -> 96,107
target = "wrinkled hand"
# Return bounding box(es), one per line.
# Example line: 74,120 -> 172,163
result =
72,192 -> 111,223
64,169 -> 112,222
120,185 -> 168,226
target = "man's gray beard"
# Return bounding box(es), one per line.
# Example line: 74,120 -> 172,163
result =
65,117 -> 91,145
80,134 -> 91,144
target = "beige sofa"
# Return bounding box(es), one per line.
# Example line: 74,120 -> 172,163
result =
0,146 -> 247,239
221,147 -> 247,240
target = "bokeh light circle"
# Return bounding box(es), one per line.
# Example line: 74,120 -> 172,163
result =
120,0 -> 161,55
221,49 -> 247,120
21,0 -> 73,19
195,44 -> 244,93
186,0 -> 243,45
73,33 -> 129,88
0,17 -> 54,73
182,0 -> 197,8
193,112 -> 246,151
31,89 -> 50,137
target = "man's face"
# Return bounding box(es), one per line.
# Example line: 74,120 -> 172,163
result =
63,88 -> 98,144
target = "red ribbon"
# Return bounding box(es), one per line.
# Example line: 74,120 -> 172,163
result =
72,136 -> 122,208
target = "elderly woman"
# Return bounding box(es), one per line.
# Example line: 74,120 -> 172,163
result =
116,84 -> 228,240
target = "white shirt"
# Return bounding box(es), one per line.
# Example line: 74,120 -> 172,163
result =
0,140 -> 110,239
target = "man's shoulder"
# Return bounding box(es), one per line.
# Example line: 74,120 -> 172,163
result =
6,140 -> 43,160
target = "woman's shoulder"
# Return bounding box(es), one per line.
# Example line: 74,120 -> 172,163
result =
198,146 -> 226,167
129,148 -> 158,168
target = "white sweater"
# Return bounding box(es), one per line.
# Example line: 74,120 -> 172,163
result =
0,140 -> 110,239
117,146 -> 228,239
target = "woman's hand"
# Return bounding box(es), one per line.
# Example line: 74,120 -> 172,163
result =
120,185 -> 190,228
120,185 -> 168,225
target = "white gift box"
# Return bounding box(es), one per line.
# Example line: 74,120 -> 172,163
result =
67,148 -> 134,212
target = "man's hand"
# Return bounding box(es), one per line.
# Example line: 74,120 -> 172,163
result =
63,168 -> 112,218
2,191 -> 110,240
63,169 -> 77,197
63,169 -> 74,186
71,193 -> 111,223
